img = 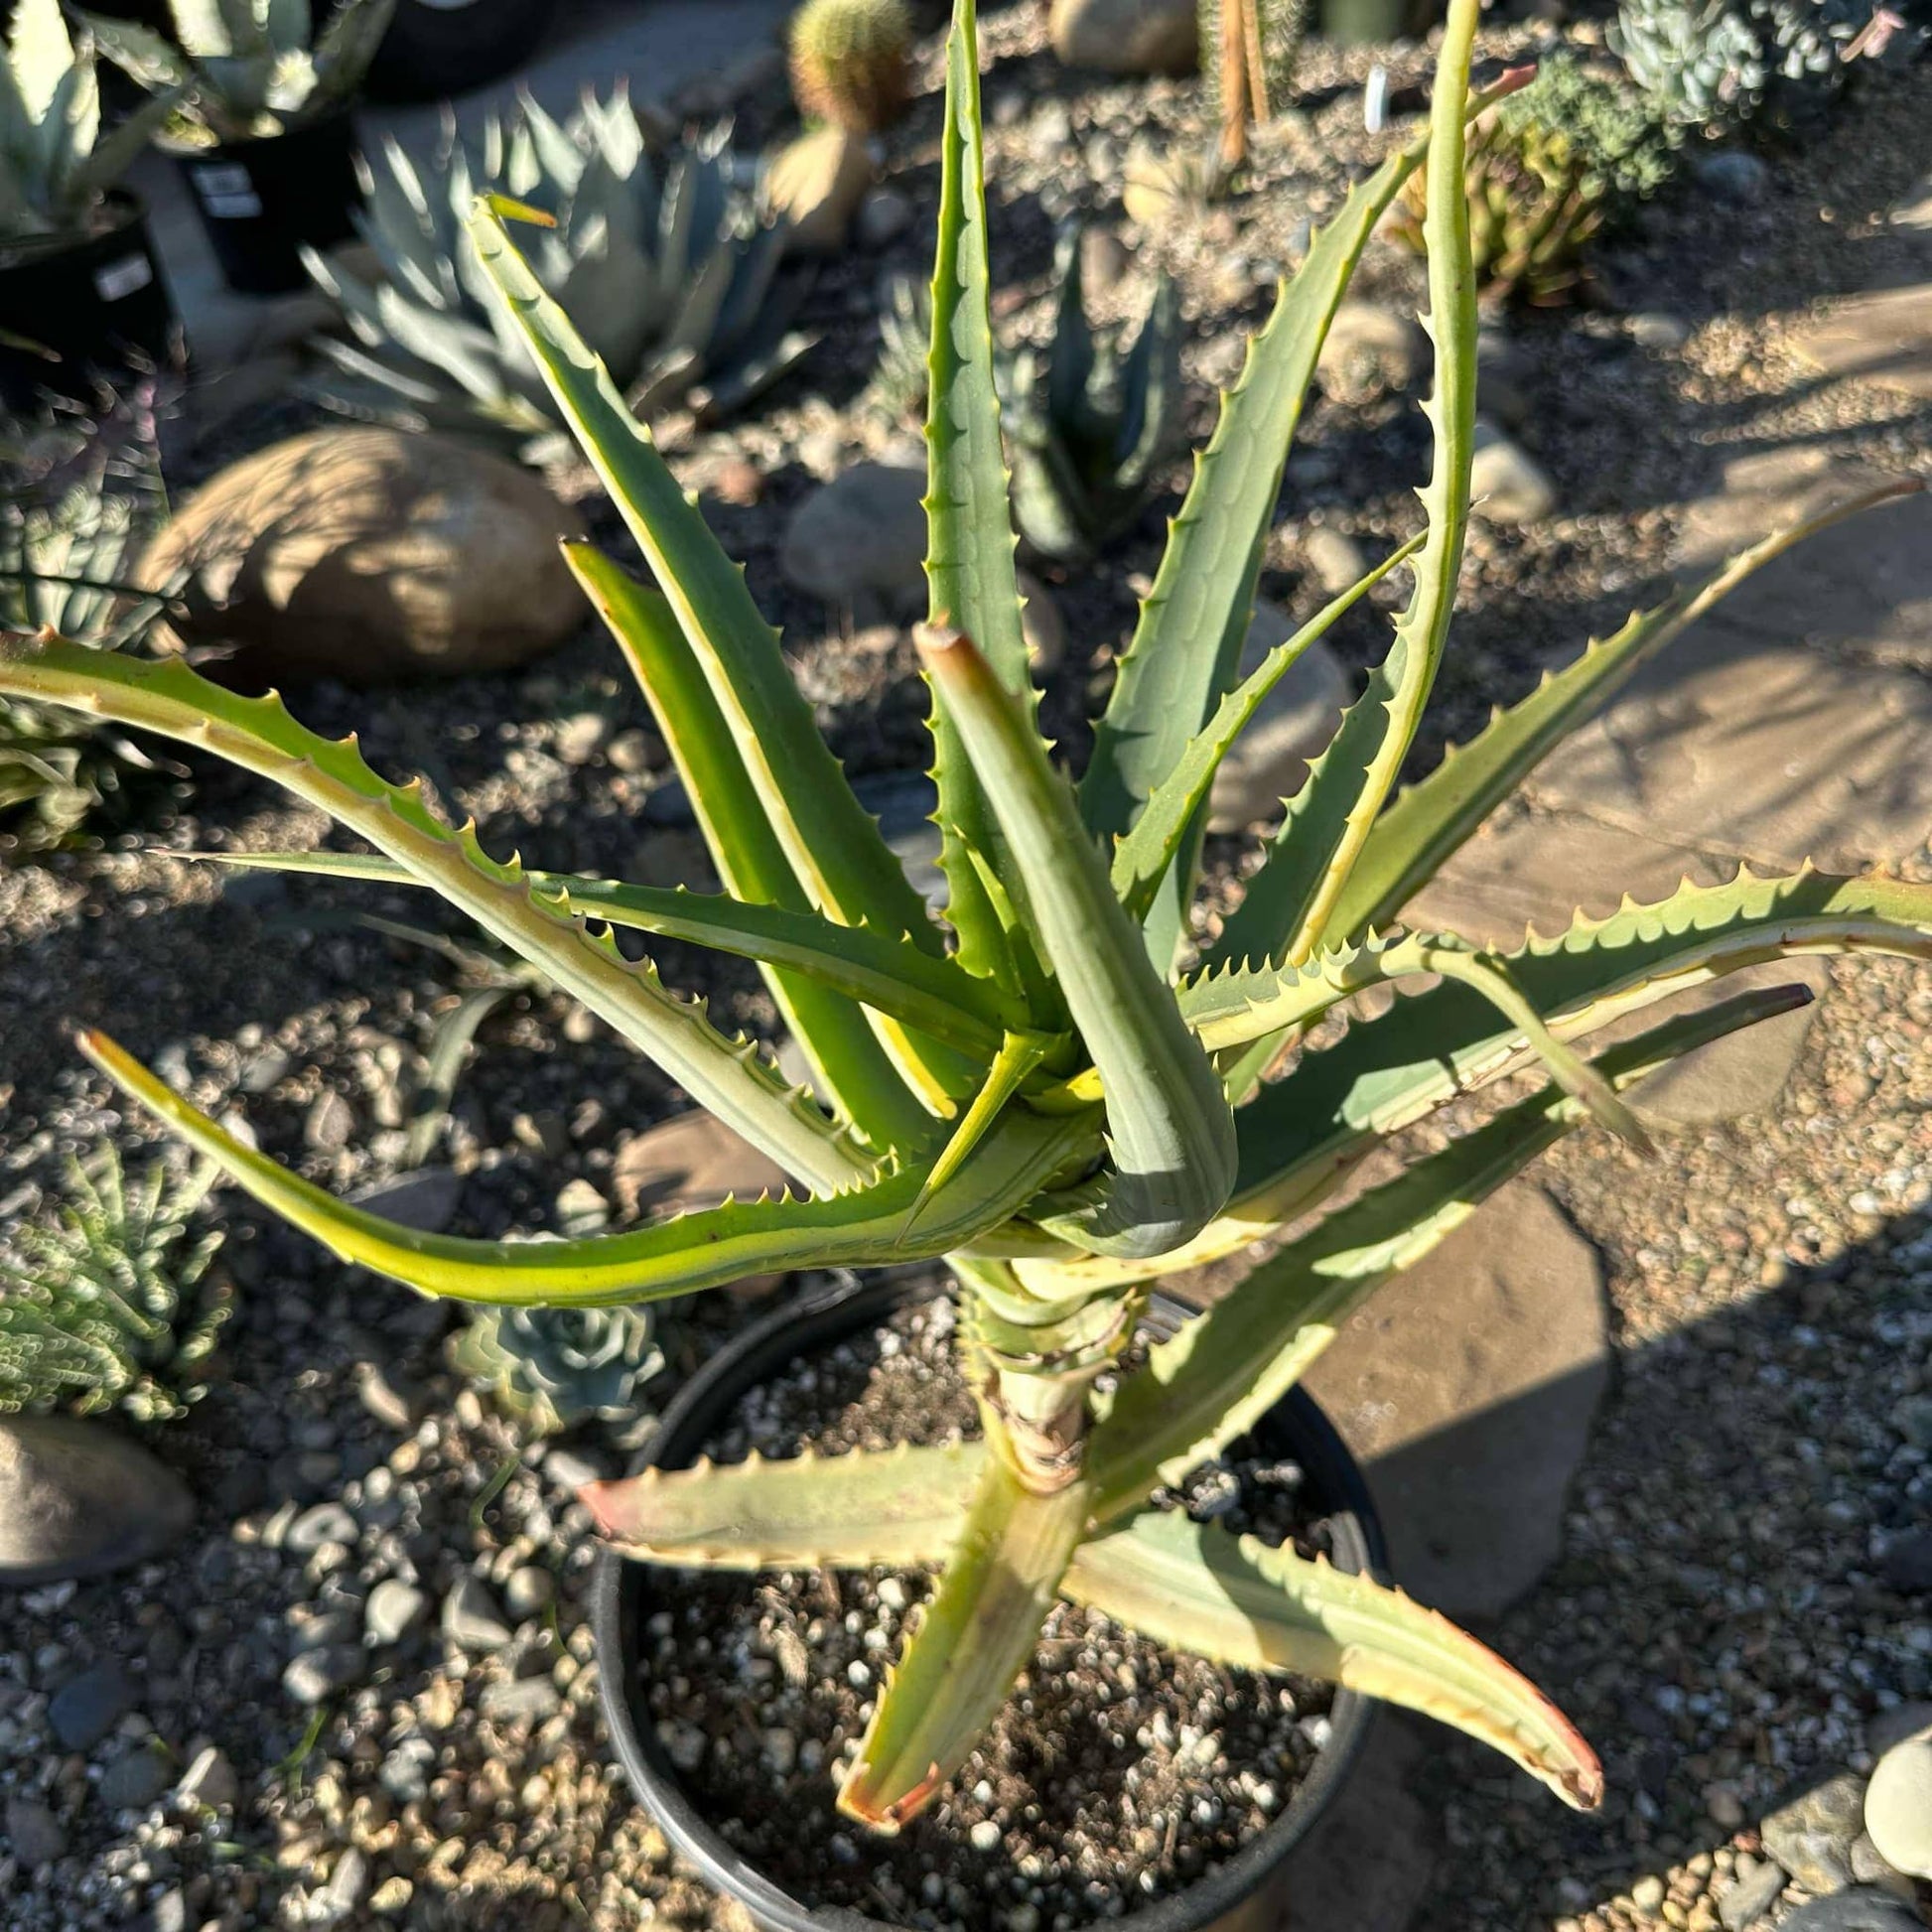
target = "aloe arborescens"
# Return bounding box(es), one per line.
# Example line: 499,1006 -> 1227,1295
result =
2,0 -> 1926,1838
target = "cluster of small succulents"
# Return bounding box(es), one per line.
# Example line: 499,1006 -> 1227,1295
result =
306,88 -> 813,457
787,0 -> 915,132
1610,0 -> 1922,129
82,0 -> 395,145
1391,54 -> 1675,307
450,1303 -> 663,1437
0,1146 -> 230,1421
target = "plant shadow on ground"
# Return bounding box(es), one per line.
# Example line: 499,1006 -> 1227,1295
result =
1275,1183 -> 1931,1928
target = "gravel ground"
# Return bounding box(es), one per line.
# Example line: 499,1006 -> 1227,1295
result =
3,0 -> 1931,1926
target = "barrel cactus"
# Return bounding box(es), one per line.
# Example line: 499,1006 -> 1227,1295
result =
306,88 -> 813,456
788,0 -> 915,132
6,0 -> 1930,1837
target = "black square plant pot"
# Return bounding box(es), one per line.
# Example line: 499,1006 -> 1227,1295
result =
591,1268 -> 1387,1932
0,192 -> 178,409
175,107 -> 361,296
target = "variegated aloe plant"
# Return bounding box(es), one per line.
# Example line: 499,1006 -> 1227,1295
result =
1,0 -> 1926,1836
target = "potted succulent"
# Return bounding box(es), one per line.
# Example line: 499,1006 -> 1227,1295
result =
0,0 -> 179,404
3,0 -> 1930,1918
83,0 -> 396,293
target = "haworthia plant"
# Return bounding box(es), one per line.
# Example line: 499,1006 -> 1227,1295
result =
82,0 -> 395,146
0,0 -> 181,240
4,0 -> 1927,1840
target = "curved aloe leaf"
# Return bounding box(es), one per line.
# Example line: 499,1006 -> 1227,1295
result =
584,1442 -> 983,1568
1062,1512 -> 1602,1809
920,625 -> 1236,1259
567,543 -> 969,1141
1079,63 -> 1520,973
467,207 -> 945,973
1110,533 -> 1425,928
77,1029 -> 1102,1306
919,0 -> 1039,997
838,1446 -> 1095,1830
1324,478 -> 1924,944
175,847 -> 1016,1060
1084,985 -> 1807,1519
1209,0 -> 1481,985
0,633 -> 872,1194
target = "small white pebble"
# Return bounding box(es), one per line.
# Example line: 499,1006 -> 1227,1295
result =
969,1819 -> 1003,1853
846,1659 -> 871,1688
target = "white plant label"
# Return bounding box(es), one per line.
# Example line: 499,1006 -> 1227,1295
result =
94,253 -> 155,303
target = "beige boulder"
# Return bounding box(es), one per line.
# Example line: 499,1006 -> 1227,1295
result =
1050,0 -> 1198,74
767,127 -> 873,256
138,428 -> 584,684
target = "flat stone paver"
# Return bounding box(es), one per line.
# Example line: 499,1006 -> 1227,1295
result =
1303,1181 -> 1609,1621
1793,282 -> 1932,403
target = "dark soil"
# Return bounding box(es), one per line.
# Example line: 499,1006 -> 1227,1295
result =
634,1293 -> 1344,1931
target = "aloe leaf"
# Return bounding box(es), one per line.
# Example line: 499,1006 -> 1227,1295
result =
583,1442 -> 982,1568
467,208 -> 944,969
903,1030 -> 1058,1239
1324,478 -> 1925,945
175,848 -> 1016,1061
567,543 -> 966,1144
1061,1512 -> 1602,1810
1079,61 -> 1513,974
838,1448 -> 1095,1830
0,635 -> 883,1193
920,0 -> 1034,992
1209,0 -> 1481,981
1084,985 -> 1806,1519
920,626 -> 1236,1259
404,984 -> 511,1168
1110,533 -> 1424,926
76,1028 -> 1101,1306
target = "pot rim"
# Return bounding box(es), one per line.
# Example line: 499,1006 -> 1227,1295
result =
591,1267 -> 1388,1932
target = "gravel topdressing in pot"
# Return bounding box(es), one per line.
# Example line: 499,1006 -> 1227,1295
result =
595,1275 -> 1383,1932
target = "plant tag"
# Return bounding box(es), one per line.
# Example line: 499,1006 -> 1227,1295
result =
192,163 -> 263,218
94,253 -> 154,303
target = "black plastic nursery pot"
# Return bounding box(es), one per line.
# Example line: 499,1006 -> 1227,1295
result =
175,108 -> 361,296
0,192 -> 177,408
364,0 -> 556,102
592,1269 -> 1387,1932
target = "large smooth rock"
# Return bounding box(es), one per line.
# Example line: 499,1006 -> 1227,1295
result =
610,1112 -> 794,1298
1793,284 -> 1932,403
1863,1725 -> 1932,1880
1469,418 -> 1558,525
1316,302 -> 1426,401
1049,0 -> 1197,74
1762,1771 -> 1867,1895
0,1415 -> 194,1587
779,461 -> 927,619
1302,1181 -> 1608,1619
1206,605 -> 1350,833
139,428 -> 585,684
1780,1892 -> 1923,1932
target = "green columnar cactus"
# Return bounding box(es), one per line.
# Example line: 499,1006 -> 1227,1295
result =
450,1303 -> 664,1437
1391,55 -> 1674,308
82,0 -> 395,146
787,0 -> 915,133
4,0 -> 1929,1834
305,93 -> 813,456
0,1146 -> 229,1420
0,0 -> 180,240
1004,222 -> 1186,562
